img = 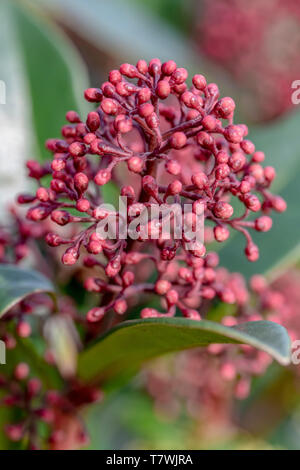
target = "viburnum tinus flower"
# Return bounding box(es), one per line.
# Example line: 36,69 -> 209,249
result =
20,58 -> 286,322
196,0 -> 300,120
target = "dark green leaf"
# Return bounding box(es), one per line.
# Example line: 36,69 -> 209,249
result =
0,265 -> 55,317
34,0 -> 238,97
12,0 -> 89,161
78,318 -> 291,385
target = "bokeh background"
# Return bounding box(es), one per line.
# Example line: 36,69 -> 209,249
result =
1,0 -> 300,449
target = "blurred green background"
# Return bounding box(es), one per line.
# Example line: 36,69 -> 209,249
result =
1,0 -> 300,449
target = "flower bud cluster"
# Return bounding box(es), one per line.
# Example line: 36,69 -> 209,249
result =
0,364 -> 102,449
19,59 -> 285,322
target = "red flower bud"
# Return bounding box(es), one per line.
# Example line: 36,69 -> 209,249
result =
255,216 -> 273,232
113,299 -> 128,315
192,74 -> 207,90
87,307 -> 105,323
213,201 -> 234,219
170,132 -> 187,149
84,88 -> 102,102
51,210 -> 71,226
86,111 -> 100,131
94,169 -> 111,186
191,172 -> 208,189
62,247 -> 79,265
74,172 -> 89,193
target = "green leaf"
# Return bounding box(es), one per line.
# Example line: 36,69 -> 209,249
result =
33,0 -> 238,98
0,0 -> 90,211
78,318 -> 291,385
0,1 -> 33,212
0,265 -> 55,317
11,0 -> 90,161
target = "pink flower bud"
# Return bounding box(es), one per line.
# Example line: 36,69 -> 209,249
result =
215,97 -> 235,118
270,195 -> 287,212
264,166 -> 276,182
215,163 -> 230,180
192,74 -> 207,90
137,87 -> 152,104
120,63 -> 138,78
240,139 -> 255,154
74,172 -> 89,193
109,69 -> 122,84
62,247 -> 79,265
202,115 -> 217,131
76,198 -> 90,212
127,156 -> 144,173
14,363 -> 29,380
122,271 -> 135,287
170,132 -> 187,149
27,378 -> 41,396
16,321 -> 31,338
84,88 -> 102,102
191,172 -> 208,189
229,151 -> 246,171
245,242 -> 259,262
220,362 -> 236,381
136,59 -> 148,74
87,240 -> 103,255
167,180 -> 182,196
138,103 -> 154,118
213,201 -> 234,219
69,142 -> 86,157
252,151 -> 265,163
162,60 -> 177,76
51,158 -> 65,171
141,308 -> 160,318
146,113 -> 159,129
94,169 -> 111,186
101,98 -> 118,115
45,233 -> 63,247
114,299 -> 128,315
156,80 -> 171,99
51,210 -> 71,226
155,280 -> 171,295
243,194 -> 261,212
255,216 -> 273,232
86,111 -> 100,131
250,275 -> 267,293
216,151 -> 229,164
66,110 -> 81,123
5,424 -> 23,442
214,225 -> 230,242
87,307 -> 106,323
224,125 -> 244,143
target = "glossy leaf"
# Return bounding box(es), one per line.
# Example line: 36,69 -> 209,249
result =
0,265 -> 55,317
34,0 -> 238,97
78,318 -> 291,385
12,0 -> 90,161
0,0 -> 33,213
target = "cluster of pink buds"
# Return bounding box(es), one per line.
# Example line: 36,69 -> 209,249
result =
197,0 -> 300,120
19,59 -> 285,322
0,207 -> 47,264
0,363 -> 102,449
